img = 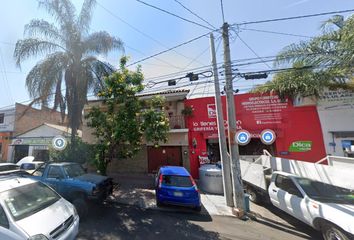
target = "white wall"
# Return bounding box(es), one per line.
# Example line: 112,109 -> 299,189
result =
0,108 -> 15,132
317,90 -> 354,156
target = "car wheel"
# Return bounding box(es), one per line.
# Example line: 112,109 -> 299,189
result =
246,187 -> 260,204
156,198 -> 162,207
322,222 -> 350,240
73,197 -> 88,219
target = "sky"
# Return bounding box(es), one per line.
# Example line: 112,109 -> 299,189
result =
0,0 -> 354,109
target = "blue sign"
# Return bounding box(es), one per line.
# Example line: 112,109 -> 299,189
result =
341,140 -> 351,148
261,129 -> 276,145
236,130 -> 251,145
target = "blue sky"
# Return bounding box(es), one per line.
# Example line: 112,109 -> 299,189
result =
0,0 -> 354,108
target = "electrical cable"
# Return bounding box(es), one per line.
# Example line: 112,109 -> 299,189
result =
96,2 -> 206,67
174,0 -> 216,29
135,0 -> 214,31
240,27 -> 314,39
231,9 -> 354,26
233,32 -> 272,69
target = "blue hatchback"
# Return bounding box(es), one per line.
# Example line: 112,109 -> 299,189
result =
155,166 -> 201,212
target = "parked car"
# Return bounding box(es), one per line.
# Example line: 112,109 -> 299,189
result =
0,163 -> 28,176
268,172 -> 354,240
0,175 -> 79,239
19,161 -> 44,175
30,162 -> 113,218
155,166 -> 201,212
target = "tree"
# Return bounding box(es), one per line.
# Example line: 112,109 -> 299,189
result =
254,14 -> 354,97
14,0 -> 123,142
86,57 -> 169,175
49,137 -> 94,165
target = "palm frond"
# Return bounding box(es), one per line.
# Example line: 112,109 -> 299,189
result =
24,19 -> 64,44
26,52 -> 69,100
38,0 -> 75,28
321,15 -> 345,31
14,38 -> 66,67
78,0 -> 96,33
83,31 -> 124,55
83,58 -> 116,92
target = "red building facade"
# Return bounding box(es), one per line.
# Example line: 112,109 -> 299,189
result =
185,93 -> 326,178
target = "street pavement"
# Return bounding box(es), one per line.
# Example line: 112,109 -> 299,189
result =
76,173 -> 321,240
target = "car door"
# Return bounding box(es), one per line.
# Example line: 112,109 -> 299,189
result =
268,174 -> 311,224
46,166 -> 64,194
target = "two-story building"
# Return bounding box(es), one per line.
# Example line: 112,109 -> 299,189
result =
83,89 -> 190,175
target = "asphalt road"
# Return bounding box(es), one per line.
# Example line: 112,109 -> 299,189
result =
77,202 -> 321,240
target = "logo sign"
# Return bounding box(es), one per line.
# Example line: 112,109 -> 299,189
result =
289,141 -> 312,152
207,104 -> 216,118
235,130 -> 251,145
260,129 -> 276,145
52,136 -> 67,151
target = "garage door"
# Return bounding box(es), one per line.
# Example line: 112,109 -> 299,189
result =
147,146 -> 182,173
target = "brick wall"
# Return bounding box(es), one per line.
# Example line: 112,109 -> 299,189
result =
106,146 -> 148,174
14,103 -> 66,135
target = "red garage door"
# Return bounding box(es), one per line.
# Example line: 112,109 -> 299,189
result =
147,146 -> 182,173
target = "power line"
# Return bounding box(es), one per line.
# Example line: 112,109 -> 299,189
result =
96,2 -> 205,67
0,47 -> 13,103
135,0 -> 214,31
232,8 -> 354,26
174,0 -> 216,29
240,27 -> 314,39
233,32 -> 272,69
127,30 -> 214,67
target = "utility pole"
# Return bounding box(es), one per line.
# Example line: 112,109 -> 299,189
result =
222,22 -> 245,215
210,33 -> 233,207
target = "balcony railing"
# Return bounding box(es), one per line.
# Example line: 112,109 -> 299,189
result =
168,115 -> 186,129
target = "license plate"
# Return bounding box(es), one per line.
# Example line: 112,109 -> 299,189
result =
173,191 -> 183,197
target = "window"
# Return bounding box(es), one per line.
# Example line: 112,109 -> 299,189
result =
0,206 -> 9,228
0,182 -> 60,221
162,175 -> 193,187
47,166 -> 64,179
0,113 -> 4,124
275,174 -> 303,198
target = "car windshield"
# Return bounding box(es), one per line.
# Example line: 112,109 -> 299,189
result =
162,175 -> 193,187
0,182 -> 60,221
63,164 -> 85,178
295,177 -> 354,204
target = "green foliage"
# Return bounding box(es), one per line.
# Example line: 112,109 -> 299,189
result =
255,14 -> 354,98
181,106 -> 194,117
49,137 -> 94,164
86,57 -> 169,175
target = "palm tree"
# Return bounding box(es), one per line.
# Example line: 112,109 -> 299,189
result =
255,14 -> 354,97
14,0 -> 124,141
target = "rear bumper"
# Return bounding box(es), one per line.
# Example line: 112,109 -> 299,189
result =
157,193 -> 201,208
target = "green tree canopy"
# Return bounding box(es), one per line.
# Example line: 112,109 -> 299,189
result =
14,0 -> 124,140
254,14 -> 354,97
85,57 -> 169,175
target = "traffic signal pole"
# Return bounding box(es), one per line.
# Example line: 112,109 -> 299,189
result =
210,33 -> 234,207
222,22 -> 245,216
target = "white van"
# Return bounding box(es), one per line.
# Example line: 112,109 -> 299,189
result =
0,176 -> 79,240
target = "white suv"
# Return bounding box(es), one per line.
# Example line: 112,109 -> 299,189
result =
0,176 -> 79,240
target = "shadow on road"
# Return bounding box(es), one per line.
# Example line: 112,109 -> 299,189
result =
78,202 -> 219,240
249,202 -> 322,240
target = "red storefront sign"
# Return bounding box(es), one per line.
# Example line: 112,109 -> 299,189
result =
185,93 -> 326,178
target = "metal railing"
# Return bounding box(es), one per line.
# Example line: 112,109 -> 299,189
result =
168,115 -> 186,129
